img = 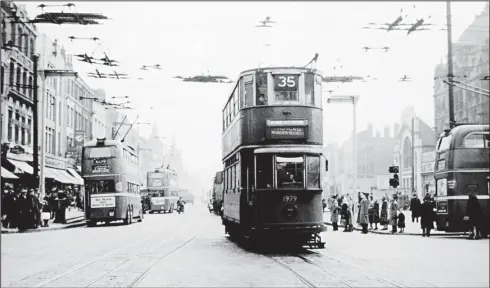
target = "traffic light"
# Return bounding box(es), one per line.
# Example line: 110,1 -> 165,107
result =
389,165 -> 399,188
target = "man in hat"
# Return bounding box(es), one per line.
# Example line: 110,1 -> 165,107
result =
410,193 -> 421,223
16,189 -> 34,232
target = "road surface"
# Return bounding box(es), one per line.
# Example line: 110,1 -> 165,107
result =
2,204 -> 488,287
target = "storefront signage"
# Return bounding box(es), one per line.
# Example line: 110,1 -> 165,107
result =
421,162 -> 434,174
267,127 -> 306,139
92,165 -> 109,173
45,156 -> 67,170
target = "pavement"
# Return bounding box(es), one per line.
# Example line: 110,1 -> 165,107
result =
1,209 -> 85,234
2,203 -> 488,287
323,209 -> 467,236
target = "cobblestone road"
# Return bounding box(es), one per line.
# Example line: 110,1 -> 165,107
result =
2,205 -> 488,287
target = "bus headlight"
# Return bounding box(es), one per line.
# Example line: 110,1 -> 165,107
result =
447,180 -> 457,189
115,182 -> 123,192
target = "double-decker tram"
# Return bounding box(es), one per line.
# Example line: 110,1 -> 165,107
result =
434,124 -> 489,235
146,168 -> 179,214
221,66 -> 327,248
82,138 -> 143,226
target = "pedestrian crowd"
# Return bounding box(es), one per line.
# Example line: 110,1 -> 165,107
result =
327,191 -> 440,236
1,186 -> 82,232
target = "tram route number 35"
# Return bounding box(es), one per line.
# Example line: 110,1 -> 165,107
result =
283,195 -> 298,202
274,75 -> 298,91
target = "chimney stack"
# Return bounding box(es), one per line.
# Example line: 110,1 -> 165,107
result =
52,39 -> 58,56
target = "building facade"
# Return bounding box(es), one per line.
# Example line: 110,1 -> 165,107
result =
336,123 -> 397,195
434,4 -> 489,135
393,107 -> 437,199
1,2 -> 37,154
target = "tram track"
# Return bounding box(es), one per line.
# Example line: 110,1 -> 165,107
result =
266,250 -> 407,288
22,216 -> 199,288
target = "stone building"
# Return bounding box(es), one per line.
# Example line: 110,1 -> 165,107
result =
336,123 -> 397,195
393,107 -> 437,199
433,3 -> 489,135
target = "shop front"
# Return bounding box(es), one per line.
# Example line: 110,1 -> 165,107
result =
43,155 -> 83,197
1,142 -> 35,190
420,151 -> 436,198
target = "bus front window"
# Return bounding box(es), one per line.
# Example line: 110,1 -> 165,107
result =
86,180 -> 115,194
85,146 -> 116,159
276,155 -> 304,189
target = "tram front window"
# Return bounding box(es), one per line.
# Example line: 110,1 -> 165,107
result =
256,154 -> 273,189
276,155 -> 304,189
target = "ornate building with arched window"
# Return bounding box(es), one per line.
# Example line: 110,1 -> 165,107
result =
393,107 -> 437,199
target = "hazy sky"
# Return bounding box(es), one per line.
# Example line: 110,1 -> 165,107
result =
21,1 -> 487,189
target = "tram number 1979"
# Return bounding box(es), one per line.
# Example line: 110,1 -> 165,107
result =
283,195 -> 297,203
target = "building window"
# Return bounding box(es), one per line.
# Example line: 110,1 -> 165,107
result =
17,27 -> 22,50
22,71 -> 27,95
27,117 -> 32,145
1,66 -> 4,94
9,62 -> 15,87
8,109 -> 13,141
1,19 -> 6,44
28,76 -> 33,98
16,67 -> 21,91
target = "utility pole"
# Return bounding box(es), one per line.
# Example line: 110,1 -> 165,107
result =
446,1 -> 456,129
32,55 -> 40,189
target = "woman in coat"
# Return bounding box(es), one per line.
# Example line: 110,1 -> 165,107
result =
420,194 -> 436,237
466,193 -> 484,240
373,197 -> 380,230
389,194 -> 399,234
358,193 -> 370,234
379,197 -> 389,230
330,196 -> 340,231
341,196 -> 353,232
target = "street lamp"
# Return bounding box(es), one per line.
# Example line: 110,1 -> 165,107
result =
327,95 -> 360,195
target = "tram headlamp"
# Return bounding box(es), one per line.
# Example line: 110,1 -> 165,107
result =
447,180 -> 457,189
115,182 -> 123,192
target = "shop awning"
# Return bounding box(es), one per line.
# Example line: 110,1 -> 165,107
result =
8,159 -> 33,174
1,167 -> 19,179
67,168 -> 84,185
46,168 -> 80,185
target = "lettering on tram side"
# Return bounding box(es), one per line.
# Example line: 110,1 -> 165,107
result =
267,127 -> 306,139
91,196 -> 116,208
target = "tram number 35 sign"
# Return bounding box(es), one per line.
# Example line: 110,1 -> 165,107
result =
274,75 -> 298,91
283,195 -> 298,203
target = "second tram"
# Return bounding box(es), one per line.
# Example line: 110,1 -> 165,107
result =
220,66 -> 327,248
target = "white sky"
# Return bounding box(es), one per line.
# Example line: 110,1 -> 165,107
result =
21,1 -> 487,189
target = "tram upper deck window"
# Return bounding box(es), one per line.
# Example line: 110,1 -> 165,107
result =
305,73 -> 314,106
255,72 -> 268,106
276,155 -> 304,189
273,74 -> 299,104
256,154 -> 273,189
241,75 -> 254,108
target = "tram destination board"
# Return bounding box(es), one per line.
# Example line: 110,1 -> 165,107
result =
92,165 -> 110,173
274,74 -> 299,91
267,126 -> 306,139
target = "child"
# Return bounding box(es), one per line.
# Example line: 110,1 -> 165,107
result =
398,211 -> 406,233
41,200 -> 51,227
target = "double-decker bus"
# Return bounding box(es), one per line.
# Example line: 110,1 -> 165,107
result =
146,168 -> 179,214
82,138 -> 143,226
220,67 -> 327,248
434,124 -> 489,235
